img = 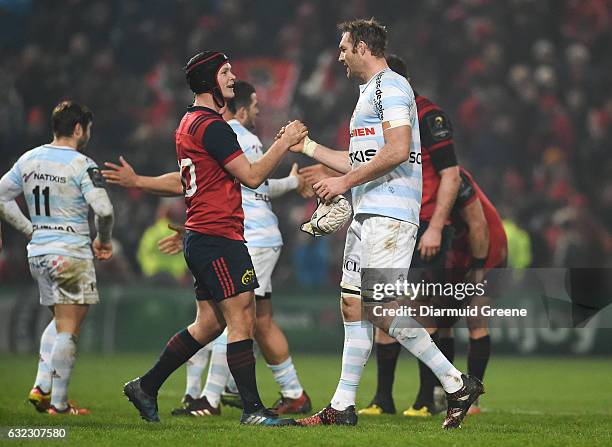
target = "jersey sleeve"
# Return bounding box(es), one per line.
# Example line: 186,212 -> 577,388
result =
420,109 -> 458,172
241,136 -> 264,164
0,162 -> 23,200
78,158 -> 106,196
203,120 -> 243,165
377,74 -> 417,125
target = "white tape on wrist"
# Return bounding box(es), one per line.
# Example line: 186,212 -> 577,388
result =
302,136 -> 318,157
384,118 -> 411,130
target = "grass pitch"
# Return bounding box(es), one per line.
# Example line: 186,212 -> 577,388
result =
0,354 -> 611,446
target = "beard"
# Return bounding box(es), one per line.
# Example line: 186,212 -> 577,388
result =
76,135 -> 90,152
245,118 -> 256,131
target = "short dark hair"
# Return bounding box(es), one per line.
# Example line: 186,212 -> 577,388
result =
338,18 -> 387,57
386,54 -> 409,79
227,80 -> 256,114
51,101 -> 93,137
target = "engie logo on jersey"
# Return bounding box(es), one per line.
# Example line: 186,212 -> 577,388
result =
350,127 -> 376,137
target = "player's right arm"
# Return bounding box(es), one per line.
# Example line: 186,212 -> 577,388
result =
275,122 -> 350,173
102,157 -> 183,196
80,164 -> 115,260
460,196 -> 489,284
460,197 -> 489,261
225,120 -> 308,189
455,172 -> 489,283
0,163 -> 33,238
289,137 -> 351,174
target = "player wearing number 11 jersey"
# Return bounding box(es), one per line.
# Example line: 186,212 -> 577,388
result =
0,101 -> 114,415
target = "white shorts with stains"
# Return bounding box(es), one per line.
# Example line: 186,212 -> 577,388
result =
28,254 -> 99,306
341,215 -> 418,294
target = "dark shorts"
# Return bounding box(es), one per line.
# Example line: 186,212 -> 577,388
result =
435,258 -> 508,328
408,222 -> 453,286
183,231 -> 259,302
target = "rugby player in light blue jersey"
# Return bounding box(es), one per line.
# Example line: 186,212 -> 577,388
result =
289,19 -> 483,429
0,101 -> 114,415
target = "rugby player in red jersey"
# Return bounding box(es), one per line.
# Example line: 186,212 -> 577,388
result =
436,167 -> 508,415
121,51 -> 307,426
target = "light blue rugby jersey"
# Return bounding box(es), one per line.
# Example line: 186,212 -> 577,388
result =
349,68 -> 422,225
228,119 -> 282,248
5,145 -> 100,259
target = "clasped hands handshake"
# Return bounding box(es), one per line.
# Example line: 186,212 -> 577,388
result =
277,122 -> 347,201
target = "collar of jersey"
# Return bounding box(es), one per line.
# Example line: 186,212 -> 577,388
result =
44,144 -> 77,151
187,105 -> 219,115
360,67 -> 391,92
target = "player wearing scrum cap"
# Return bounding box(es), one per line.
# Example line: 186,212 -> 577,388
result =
107,80 -> 312,417
121,51 -> 307,426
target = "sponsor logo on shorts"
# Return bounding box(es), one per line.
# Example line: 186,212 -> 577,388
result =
241,268 -> 255,285
344,258 -> 360,273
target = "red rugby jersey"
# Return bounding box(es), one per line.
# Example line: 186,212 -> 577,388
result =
175,106 -> 244,240
448,168 -> 508,269
416,94 -> 458,222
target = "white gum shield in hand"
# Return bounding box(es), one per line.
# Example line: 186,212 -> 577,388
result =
300,195 -> 352,237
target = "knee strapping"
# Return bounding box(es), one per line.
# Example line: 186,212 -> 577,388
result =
340,282 -> 361,300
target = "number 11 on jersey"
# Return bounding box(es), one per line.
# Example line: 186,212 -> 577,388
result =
32,185 -> 51,216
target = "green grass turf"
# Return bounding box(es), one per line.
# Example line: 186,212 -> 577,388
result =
0,354 -> 611,446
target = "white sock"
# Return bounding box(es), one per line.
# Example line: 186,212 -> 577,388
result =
34,319 -> 57,393
185,346 -> 211,398
50,332 -> 77,410
226,374 -> 238,394
268,357 -> 304,399
331,320 -> 373,411
200,331 -> 229,408
388,316 -> 463,393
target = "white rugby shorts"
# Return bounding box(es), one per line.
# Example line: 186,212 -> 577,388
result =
248,246 -> 281,297
28,254 -> 99,306
341,215 -> 418,295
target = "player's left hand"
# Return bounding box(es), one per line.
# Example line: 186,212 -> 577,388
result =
158,223 -> 185,255
418,226 -> 442,261
313,176 -> 349,202
289,163 -> 307,194
275,121 -> 290,140
101,156 -> 139,188
93,238 -> 113,260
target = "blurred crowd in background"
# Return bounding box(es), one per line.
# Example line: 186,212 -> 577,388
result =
1,0 -> 611,287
